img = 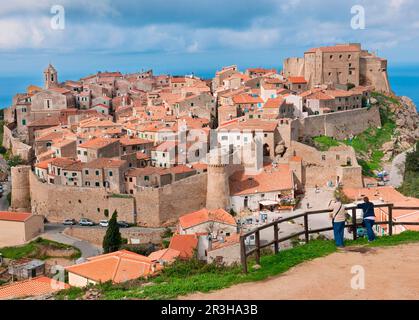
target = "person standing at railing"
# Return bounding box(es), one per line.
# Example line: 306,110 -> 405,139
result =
357,197 -> 376,242
329,200 -> 347,248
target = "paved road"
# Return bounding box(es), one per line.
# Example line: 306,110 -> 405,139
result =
388,149 -> 411,188
41,224 -> 103,258
240,188 -> 341,248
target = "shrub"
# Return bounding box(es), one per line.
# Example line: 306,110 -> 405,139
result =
161,227 -> 173,239
121,243 -> 157,256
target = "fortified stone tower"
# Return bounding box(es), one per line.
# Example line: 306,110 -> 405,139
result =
44,64 -> 58,89
206,149 -> 230,210
11,166 -> 31,212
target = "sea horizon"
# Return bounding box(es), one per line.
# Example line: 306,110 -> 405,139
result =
0,64 -> 418,111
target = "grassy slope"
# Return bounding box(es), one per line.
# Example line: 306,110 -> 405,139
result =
0,237 -> 81,260
56,231 -> 419,300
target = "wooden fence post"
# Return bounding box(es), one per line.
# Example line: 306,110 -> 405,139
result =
352,208 -> 357,240
255,230 -> 261,265
273,223 -> 279,254
240,235 -> 247,273
388,204 -> 394,236
304,212 -> 309,244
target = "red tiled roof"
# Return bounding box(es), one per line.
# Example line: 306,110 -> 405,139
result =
264,97 -> 285,109
288,76 -> 307,84
148,248 -> 181,263
232,94 -> 263,105
209,233 -> 241,251
119,137 -> 153,146
65,250 -> 155,283
179,208 -> 236,229
0,276 -> 69,300
78,137 -> 119,149
169,235 -> 198,259
35,158 -> 55,170
229,164 -> 294,196
0,212 -> 32,222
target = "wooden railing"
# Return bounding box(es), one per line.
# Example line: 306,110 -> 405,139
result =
240,203 -> 419,273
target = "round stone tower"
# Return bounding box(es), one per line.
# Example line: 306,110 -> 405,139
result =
206,151 -> 230,210
11,165 -> 31,212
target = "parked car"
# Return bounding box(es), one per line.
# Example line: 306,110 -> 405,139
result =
79,218 -> 95,226
63,219 -> 77,226
117,221 -> 130,228
99,220 -> 109,227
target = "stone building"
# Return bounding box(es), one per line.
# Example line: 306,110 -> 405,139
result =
0,212 -> 44,247
77,137 -> 120,163
283,43 -> 391,93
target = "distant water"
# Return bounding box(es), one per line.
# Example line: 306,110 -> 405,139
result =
1,65 -> 418,110
388,65 -> 419,110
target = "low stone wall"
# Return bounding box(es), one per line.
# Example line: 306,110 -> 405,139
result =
63,227 -> 163,246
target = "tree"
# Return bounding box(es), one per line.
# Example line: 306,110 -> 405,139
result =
102,211 -> 122,253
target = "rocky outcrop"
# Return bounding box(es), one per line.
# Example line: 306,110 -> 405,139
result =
381,96 -> 419,162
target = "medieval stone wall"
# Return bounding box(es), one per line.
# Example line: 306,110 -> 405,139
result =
27,169 -> 207,227
29,171 -> 136,223
2,124 -> 33,161
134,173 -> 208,227
298,106 -> 381,140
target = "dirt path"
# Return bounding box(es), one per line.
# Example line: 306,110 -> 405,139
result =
182,243 -> 419,300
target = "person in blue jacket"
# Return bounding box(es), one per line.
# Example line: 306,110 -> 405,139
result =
357,197 -> 376,242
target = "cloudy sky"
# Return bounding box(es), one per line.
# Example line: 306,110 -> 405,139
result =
1,0 -> 419,79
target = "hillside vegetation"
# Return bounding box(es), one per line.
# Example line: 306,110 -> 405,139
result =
397,142 -> 419,198
314,93 -> 403,177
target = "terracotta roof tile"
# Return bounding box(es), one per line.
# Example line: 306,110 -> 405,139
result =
65,250 -> 155,283
232,94 -> 263,105
0,212 -> 32,222
288,76 -> 307,84
179,208 -> 236,229
168,235 -> 198,259
229,164 -> 294,196
78,137 -> 119,149
148,248 -> 180,263
0,276 -> 69,300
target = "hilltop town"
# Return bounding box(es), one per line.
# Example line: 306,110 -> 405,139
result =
0,43 -> 418,300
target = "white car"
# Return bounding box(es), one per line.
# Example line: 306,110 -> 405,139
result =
99,220 -> 109,227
